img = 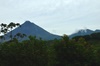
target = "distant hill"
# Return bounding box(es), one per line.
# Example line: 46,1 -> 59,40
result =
72,32 -> 100,41
5,21 -> 61,41
69,29 -> 100,38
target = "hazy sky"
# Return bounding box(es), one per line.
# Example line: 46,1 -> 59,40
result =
0,0 -> 100,35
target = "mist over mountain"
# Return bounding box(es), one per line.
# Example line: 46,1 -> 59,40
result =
5,21 -> 61,40
69,29 -> 100,38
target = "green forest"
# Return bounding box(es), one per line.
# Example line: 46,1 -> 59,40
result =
0,23 -> 100,66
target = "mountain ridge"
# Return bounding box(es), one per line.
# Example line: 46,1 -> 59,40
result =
69,29 -> 100,38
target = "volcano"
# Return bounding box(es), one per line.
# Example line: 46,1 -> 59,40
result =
5,21 -> 61,40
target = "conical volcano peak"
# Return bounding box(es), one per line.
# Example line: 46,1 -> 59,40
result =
4,20 -> 61,40
24,20 -> 33,24
22,20 -> 35,26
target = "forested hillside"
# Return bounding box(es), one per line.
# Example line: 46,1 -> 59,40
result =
0,34 -> 100,66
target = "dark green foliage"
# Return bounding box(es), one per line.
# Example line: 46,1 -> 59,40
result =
0,36 -> 48,66
73,32 -> 100,41
0,34 -> 100,66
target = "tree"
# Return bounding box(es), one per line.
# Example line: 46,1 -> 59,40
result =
7,22 -> 20,40
0,22 -> 20,41
0,23 -> 8,41
14,33 -> 26,41
0,23 -> 8,36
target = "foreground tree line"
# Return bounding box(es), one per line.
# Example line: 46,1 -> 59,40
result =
0,35 -> 100,66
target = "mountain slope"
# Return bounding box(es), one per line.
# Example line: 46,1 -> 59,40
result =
5,21 -> 61,40
69,29 -> 100,38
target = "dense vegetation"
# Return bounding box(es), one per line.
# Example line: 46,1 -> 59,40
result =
0,23 -> 100,66
72,32 -> 100,41
0,34 -> 99,66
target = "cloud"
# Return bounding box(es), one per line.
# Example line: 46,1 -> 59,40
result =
0,0 -> 100,35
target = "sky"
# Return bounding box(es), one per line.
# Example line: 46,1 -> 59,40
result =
0,0 -> 100,35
